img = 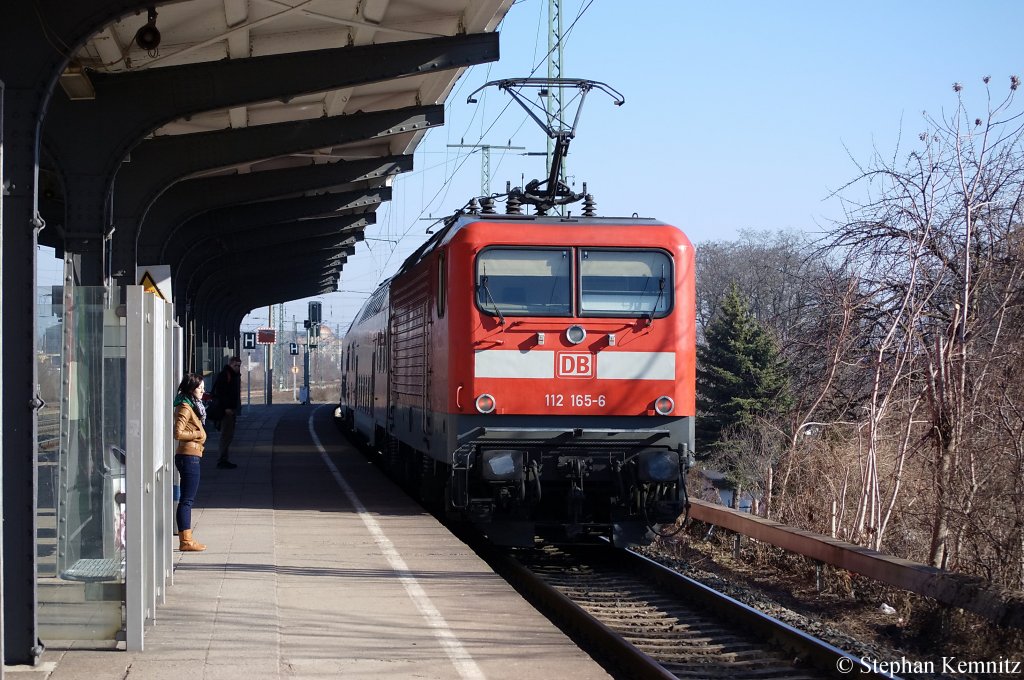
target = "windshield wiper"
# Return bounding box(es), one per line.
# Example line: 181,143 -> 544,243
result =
642,276 -> 666,326
478,276 -> 506,325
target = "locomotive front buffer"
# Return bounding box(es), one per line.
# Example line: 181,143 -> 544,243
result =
449,426 -> 693,547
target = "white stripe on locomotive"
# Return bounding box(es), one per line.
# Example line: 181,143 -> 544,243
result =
473,350 -> 675,380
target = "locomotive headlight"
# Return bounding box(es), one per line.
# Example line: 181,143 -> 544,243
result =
475,393 -> 496,414
654,395 -> 674,415
637,450 -> 680,482
481,450 -> 525,481
565,324 -> 587,345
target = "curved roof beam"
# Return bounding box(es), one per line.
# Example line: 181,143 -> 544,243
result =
110,104 -> 441,281
175,214 -> 370,316
39,32 -> 496,261
138,155 -> 411,263
197,262 -> 344,331
184,232 -> 360,312
165,185 -> 389,271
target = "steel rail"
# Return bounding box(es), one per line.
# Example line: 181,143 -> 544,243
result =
490,548 -> 679,680
620,547 -> 890,679
483,542 -> 897,680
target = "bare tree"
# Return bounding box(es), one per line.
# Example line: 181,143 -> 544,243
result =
828,77 -> 1024,567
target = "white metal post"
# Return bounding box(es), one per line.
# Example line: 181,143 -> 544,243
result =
125,286 -> 145,651
142,293 -> 157,626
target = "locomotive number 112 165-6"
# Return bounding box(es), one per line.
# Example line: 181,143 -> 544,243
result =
544,394 -> 607,407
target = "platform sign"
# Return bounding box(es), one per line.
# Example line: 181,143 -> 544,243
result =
256,328 -> 276,345
242,332 -> 256,350
136,264 -> 172,302
289,342 -> 298,355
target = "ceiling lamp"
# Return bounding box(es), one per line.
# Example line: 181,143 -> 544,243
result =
59,64 -> 96,100
135,8 -> 161,52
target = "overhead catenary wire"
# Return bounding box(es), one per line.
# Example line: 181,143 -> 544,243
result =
373,0 -> 600,281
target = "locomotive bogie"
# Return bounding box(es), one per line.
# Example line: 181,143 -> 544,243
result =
338,214 -> 697,546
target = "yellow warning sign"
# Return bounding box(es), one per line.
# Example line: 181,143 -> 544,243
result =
139,271 -> 167,300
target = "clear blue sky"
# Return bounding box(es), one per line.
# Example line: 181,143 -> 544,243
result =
38,0 -> 1024,336
275,0 -> 1024,335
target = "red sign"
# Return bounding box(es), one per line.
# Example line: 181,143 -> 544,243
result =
256,328 -> 276,345
557,352 -> 593,378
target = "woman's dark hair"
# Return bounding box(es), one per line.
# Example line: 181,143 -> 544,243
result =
177,372 -> 203,397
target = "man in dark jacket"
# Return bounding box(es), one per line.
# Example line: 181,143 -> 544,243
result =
212,356 -> 242,469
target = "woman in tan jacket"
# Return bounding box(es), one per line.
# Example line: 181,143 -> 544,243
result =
173,373 -> 208,551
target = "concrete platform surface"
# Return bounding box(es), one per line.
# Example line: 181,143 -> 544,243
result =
14,404 -> 610,680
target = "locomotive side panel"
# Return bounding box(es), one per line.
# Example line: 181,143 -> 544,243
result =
425,250 -> 454,459
389,261 -> 433,450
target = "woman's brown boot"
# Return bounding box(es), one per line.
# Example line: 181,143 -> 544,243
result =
179,529 -> 206,551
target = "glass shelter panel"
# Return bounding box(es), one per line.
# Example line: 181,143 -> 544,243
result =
579,249 -> 673,316
475,248 -> 571,316
37,284 -> 177,647
39,286 -> 125,640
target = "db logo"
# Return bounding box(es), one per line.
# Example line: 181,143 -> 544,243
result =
557,353 -> 594,378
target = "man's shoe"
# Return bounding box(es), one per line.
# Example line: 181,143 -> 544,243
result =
216,460 -> 238,469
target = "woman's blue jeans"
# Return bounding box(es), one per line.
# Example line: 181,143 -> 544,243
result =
174,454 -> 201,531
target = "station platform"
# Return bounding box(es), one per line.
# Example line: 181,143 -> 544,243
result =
14,404 -> 609,680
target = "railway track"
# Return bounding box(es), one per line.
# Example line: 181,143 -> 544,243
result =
487,542 -> 892,680
344,426 -> 896,678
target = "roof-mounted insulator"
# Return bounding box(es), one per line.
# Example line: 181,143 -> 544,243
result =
506,194 -> 522,215
481,197 -> 496,214
468,198 -> 480,214
582,193 -> 597,217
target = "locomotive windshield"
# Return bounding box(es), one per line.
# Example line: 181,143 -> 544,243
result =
579,249 -> 672,317
476,248 -> 571,315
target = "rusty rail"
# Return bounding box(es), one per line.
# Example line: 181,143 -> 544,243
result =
688,498 -> 1024,629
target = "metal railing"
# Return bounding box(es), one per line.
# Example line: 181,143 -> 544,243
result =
688,498 -> 1024,628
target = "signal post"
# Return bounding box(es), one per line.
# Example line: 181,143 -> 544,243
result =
302,301 -> 321,405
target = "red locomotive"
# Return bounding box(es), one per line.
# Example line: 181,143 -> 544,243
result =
337,206 -> 696,545
336,79 -> 696,546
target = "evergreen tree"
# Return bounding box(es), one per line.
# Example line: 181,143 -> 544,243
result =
696,283 -> 790,456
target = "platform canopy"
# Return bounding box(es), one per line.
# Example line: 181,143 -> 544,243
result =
43,0 -> 510,333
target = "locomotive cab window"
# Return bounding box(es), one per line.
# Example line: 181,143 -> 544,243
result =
476,248 -> 571,316
579,249 -> 673,317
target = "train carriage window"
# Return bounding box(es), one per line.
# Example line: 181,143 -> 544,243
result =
579,249 -> 673,317
476,248 -> 571,316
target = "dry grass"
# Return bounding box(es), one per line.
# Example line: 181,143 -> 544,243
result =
649,523 -> 1024,668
